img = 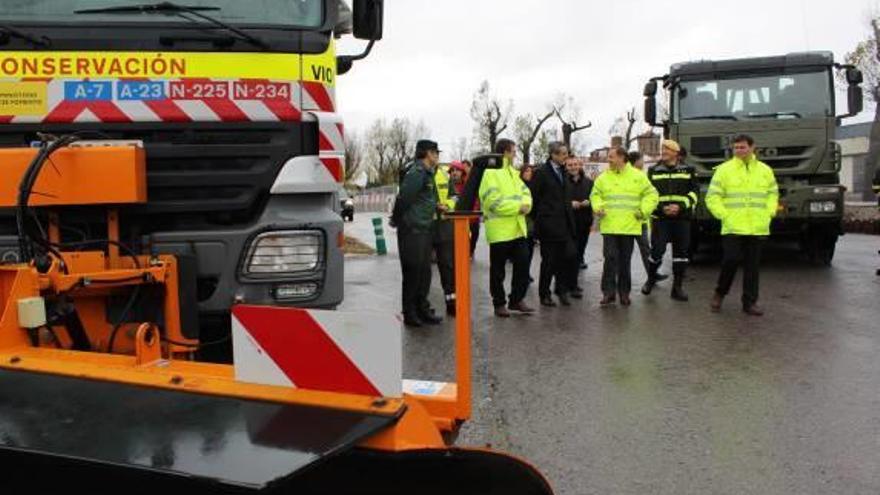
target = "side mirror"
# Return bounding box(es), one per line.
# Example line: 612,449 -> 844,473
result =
846,67 -> 864,85
353,0 -> 384,40
848,84 -> 864,116
644,96 -> 657,127
643,80 -> 658,97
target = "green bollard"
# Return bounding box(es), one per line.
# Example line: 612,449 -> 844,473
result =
372,217 -> 387,255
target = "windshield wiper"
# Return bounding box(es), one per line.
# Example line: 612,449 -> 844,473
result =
0,24 -> 51,48
744,111 -> 803,119
74,2 -> 270,50
681,115 -> 738,121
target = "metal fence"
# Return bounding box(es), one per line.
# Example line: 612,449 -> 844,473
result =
353,185 -> 397,213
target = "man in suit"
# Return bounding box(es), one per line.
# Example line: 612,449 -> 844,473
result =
530,141 -> 577,307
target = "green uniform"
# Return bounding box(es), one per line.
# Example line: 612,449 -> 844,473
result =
397,160 -> 437,318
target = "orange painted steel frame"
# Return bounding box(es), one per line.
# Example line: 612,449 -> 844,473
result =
403,214 -> 478,432
0,146 -> 479,452
0,146 -> 147,207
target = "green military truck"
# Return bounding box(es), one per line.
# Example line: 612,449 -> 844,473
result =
643,51 -> 864,264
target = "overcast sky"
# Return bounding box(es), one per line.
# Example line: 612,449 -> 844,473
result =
337,0 -> 876,157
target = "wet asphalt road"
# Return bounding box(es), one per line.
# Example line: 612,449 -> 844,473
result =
343,216 -> 880,495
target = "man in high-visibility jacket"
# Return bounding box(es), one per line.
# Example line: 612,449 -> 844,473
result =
479,138 -> 535,317
707,134 -> 779,316
433,163 -> 457,316
643,139 -> 699,301
590,146 -> 659,307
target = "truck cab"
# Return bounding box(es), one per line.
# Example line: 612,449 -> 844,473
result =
0,1 -> 382,345
644,52 -> 864,264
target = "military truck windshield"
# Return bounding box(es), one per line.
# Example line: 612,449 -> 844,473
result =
0,0 -> 324,27
676,71 -> 832,122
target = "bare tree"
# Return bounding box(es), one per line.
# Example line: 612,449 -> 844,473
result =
386,117 -> 412,174
470,80 -> 513,151
513,109 -> 556,165
624,107 -> 638,147
451,137 -> 469,161
365,119 -> 395,186
840,16 -> 880,200
608,107 -> 639,148
532,128 -> 559,165
553,94 -> 591,150
344,130 -> 364,184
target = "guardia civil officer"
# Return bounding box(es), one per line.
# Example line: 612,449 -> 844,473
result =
396,140 -> 444,327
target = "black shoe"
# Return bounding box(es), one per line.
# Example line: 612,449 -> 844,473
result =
641,279 -> 656,295
671,286 -> 689,302
557,293 -> 572,306
540,296 -> 557,307
569,291 -> 583,299
418,312 -> 443,325
655,273 -> 669,282
508,301 -> 536,314
670,275 -> 689,302
403,314 -> 424,327
446,301 -> 457,316
600,295 -> 616,307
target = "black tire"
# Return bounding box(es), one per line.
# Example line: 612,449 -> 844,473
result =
806,231 -> 837,266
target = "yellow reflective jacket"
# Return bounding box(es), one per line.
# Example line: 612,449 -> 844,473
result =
434,165 -> 457,210
590,163 -> 659,235
479,158 -> 532,244
706,155 -> 779,236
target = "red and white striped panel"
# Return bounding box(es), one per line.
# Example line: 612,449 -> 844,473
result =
0,78 -> 340,123
231,305 -> 402,398
306,111 -> 345,183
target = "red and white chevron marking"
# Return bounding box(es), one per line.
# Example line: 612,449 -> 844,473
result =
0,78 -> 336,123
308,111 -> 345,183
231,305 -> 402,398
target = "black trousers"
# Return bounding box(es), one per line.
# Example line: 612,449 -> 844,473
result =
469,222 -> 480,257
539,239 -> 574,298
601,235 -> 636,296
489,237 -> 530,308
433,237 -> 455,298
635,224 -> 652,272
716,235 -> 763,308
571,228 -> 590,289
650,219 -> 692,277
398,229 -> 433,316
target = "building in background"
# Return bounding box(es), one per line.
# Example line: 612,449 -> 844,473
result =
837,122 -> 873,202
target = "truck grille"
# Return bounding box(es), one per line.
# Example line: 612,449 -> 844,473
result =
0,121 -> 318,229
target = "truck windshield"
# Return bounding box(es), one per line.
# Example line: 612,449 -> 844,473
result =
676,71 -> 832,121
0,0 -> 324,27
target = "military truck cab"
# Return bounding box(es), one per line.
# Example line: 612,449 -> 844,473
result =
644,52 -> 863,264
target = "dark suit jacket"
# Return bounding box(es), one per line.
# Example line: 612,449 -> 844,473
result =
531,160 -> 575,242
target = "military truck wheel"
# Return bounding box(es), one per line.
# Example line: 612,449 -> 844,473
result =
807,232 -> 837,266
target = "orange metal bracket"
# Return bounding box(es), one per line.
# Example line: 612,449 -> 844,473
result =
407,213 -> 479,431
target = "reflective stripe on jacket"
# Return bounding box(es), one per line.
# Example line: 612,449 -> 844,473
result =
590,163 -> 659,235
479,158 -> 533,244
706,155 -> 779,236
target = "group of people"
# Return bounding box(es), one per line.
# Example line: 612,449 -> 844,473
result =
394,133 -> 779,326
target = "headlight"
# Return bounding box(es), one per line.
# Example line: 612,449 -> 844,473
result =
813,186 -> 839,195
243,230 -> 323,275
809,201 -> 836,213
